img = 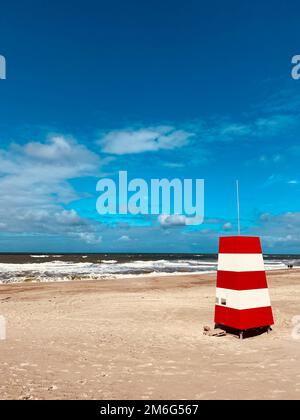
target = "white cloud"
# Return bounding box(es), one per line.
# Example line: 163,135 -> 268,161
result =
98,125 -> 193,155
76,232 -> 102,245
249,212 -> 300,251
97,94 -> 300,162
158,214 -> 187,227
163,162 -> 185,168
23,135 -> 94,162
118,235 -> 130,241
254,89 -> 300,114
193,113 -> 299,145
56,209 -> 84,225
222,222 -> 232,231
0,135 -> 106,245
158,214 -> 202,227
0,135 -> 102,205
253,114 -> 297,137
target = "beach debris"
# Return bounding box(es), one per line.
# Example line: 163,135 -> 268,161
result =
0,296 -> 11,303
48,385 -> 58,391
203,326 -> 226,337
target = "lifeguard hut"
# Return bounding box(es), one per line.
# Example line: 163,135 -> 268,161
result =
214,182 -> 274,338
214,235 -> 274,338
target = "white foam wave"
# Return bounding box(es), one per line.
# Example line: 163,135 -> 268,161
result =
0,257 -> 296,284
30,255 -> 63,258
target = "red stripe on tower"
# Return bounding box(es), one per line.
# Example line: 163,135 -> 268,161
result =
219,236 -> 262,254
214,236 -> 274,331
217,271 -> 268,290
215,306 -> 274,331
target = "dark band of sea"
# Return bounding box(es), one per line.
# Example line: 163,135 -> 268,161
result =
0,253 -> 299,284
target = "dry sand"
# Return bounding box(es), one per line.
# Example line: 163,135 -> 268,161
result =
0,270 -> 299,400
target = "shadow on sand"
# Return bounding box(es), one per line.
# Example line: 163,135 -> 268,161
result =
215,324 -> 272,340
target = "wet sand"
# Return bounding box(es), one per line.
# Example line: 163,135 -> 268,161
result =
0,270 -> 300,400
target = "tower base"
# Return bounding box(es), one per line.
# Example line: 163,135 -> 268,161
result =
214,324 -> 272,339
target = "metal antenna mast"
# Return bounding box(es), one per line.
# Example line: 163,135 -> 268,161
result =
236,179 -> 241,236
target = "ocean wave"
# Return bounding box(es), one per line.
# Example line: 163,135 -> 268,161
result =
0,257 -> 297,284
30,255 -> 63,258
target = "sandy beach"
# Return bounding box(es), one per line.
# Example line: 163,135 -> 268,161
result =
0,270 -> 299,400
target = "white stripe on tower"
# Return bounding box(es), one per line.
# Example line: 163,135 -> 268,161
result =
215,287 -> 271,310
217,253 -> 264,272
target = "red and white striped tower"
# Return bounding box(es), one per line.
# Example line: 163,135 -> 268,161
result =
214,236 -> 274,334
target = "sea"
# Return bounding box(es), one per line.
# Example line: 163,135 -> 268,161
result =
0,253 -> 299,284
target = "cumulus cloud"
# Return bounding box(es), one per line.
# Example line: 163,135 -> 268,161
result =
222,222 -> 232,231
118,235 -> 130,241
158,214 -> 203,227
158,215 -> 187,227
98,125 -> 193,155
163,162 -> 185,168
195,113 -> 298,144
76,232 -> 102,245
254,89 -> 300,114
0,135 -> 102,204
249,212 -> 300,251
0,135 -> 106,245
96,92 -> 300,164
23,135 -> 95,162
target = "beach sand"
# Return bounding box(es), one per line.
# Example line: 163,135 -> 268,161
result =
0,270 -> 299,400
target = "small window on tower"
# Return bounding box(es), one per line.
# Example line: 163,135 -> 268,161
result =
215,297 -> 219,304
221,298 -> 227,306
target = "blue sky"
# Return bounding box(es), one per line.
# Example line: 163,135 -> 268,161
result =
1,0 -> 300,253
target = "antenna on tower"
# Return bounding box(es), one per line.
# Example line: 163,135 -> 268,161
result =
236,179 -> 241,236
